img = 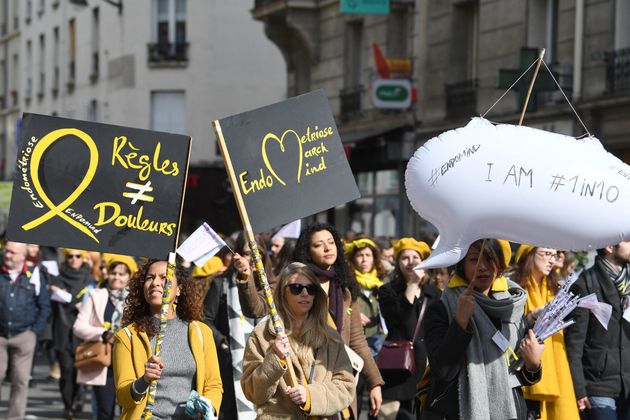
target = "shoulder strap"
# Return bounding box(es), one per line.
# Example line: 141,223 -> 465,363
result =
412,297 -> 429,343
192,321 -> 204,351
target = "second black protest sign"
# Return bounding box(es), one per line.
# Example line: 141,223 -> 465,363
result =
216,90 -> 360,233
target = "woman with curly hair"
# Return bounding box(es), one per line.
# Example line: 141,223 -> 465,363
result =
113,259 -> 222,420
292,222 -> 384,418
241,262 -> 355,418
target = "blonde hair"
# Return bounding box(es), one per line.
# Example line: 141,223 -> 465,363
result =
273,262 -> 339,367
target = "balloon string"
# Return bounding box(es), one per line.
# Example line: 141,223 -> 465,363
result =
481,59 -> 538,118
540,60 -> 593,138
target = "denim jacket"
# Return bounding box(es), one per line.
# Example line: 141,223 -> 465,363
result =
0,267 -> 51,338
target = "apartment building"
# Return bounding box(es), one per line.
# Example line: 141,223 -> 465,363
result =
253,0 -> 630,238
0,0 -> 285,235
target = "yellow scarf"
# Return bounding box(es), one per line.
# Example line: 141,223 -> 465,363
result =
447,273 -> 509,292
522,276 -> 579,420
354,269 -> 383,290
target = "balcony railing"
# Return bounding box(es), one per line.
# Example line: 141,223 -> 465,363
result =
445,79 -> 477,119
605,47 -> 630,94
340,85 -> 363,122
147,42 -> 189,64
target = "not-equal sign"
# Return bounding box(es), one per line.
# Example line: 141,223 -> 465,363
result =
123,181 -> 154,205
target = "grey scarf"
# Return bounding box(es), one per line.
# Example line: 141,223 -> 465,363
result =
441,279 -> 528,420
597,256 -> 630,306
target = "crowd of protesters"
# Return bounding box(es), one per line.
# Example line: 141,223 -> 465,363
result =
0,222 -> 629,420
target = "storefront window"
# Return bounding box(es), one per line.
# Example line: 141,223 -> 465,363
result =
349,169 -> 399,237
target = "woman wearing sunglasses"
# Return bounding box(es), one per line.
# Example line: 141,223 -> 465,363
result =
50,249 -> 96,419
514,245 -> 579,420
293,222 -> 384,418
241,262 -> 354,419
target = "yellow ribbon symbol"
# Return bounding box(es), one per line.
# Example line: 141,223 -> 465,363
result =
21,128 -> 100,243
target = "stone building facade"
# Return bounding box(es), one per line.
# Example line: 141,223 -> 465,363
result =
253,0 -> 630,238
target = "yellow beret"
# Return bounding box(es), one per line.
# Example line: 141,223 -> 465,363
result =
393,238 -> 431,260
104,253 -> 138,276
344,238 -> 378,256
63,249 -> 88,258
192,256 -> 225,278
514,244 -> 535,265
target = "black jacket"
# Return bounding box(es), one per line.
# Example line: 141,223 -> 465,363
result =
378,282 -> 441,401
564,261 -> 630,399
423,298 -> 540,419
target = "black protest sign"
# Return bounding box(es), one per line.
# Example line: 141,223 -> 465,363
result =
8,113 -> 190,258
216,90 -> 360,233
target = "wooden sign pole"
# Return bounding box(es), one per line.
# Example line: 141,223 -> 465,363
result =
144,139 -> 192,419
212,120 -> 298,387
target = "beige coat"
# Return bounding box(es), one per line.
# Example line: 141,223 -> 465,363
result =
238,280 -> 385,391
72,288 -> 110,386
241,319 -> 354,420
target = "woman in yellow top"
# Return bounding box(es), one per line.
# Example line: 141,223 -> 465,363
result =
113,259 -> 223,420
514,245 -> 580,420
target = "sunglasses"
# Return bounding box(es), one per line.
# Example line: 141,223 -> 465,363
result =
286,283 -> 318,296
67,254 -> 83,260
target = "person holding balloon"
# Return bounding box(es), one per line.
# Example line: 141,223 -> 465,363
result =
513,245 -> 579,420
422,239 -> 544,420
113,259 -> 222,420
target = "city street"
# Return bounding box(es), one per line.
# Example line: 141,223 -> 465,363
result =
0,352 -> 94,420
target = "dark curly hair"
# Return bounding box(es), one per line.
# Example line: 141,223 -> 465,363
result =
121,259 -> 204,336
293,222 -> 359,300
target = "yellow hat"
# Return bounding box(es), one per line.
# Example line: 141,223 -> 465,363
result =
103,253 -> 138,276
344,238 -> 378,256
192,256 -> 225,278
63,249 -> 88,258
393,238 -> 431,260
514,244 -> 535,265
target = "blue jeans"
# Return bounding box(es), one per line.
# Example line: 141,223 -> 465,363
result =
588,396 -> 630,420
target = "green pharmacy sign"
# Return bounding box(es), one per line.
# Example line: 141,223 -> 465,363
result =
372,79 -> 412,109
341,0 -> 390,14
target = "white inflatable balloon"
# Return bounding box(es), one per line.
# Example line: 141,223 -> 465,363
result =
406,117 -> 630,269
